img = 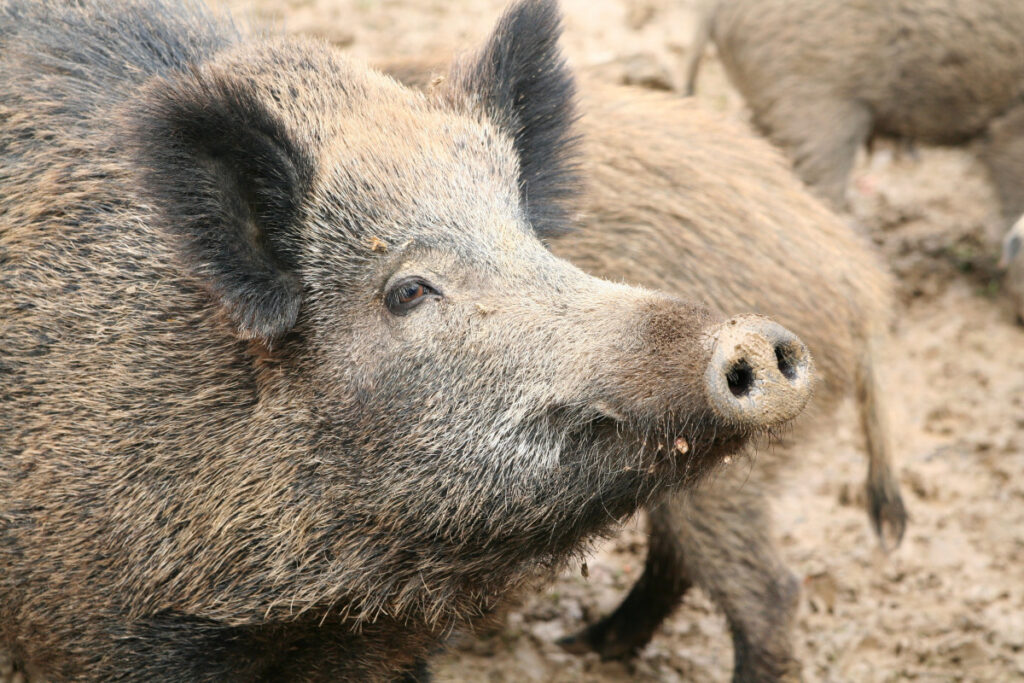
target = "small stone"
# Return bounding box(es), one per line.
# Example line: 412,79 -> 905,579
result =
903,467 -> 937,499
626,2 -> 656,30
939,637 -> 991,669
804,569 -> 839,614
591,54 -> 675,91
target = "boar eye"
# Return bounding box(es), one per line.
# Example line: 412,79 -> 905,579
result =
386,278 -> 441,315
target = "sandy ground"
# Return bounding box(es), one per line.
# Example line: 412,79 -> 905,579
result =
216,0 -> 1024,681
5,1 -> 1021,681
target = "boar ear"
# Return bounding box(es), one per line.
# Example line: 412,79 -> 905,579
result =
449,0 -> 579,238
131,71 -> 315,343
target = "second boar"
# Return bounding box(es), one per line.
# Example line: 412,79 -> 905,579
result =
685,0 -> 1024,321
552,83 -> 908,681
381,55 -> 907,679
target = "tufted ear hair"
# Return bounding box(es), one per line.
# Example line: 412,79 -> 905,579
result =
447,0 -> 580,238
130,68 -> 315,344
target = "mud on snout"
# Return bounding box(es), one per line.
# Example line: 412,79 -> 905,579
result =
565,294 -> 814,498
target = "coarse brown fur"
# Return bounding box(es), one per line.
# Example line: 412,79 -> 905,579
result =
379,56 -> 906,680
684,0 -> 1024,322
0,0 -> 817,680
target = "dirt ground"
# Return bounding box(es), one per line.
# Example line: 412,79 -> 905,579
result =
5,1 -> 1019,681
210,0 -> 1024,681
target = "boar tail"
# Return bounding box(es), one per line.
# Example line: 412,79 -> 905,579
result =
682,0 -> 715,96
856,335 -> 908,551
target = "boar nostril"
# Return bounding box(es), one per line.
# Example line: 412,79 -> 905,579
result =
704,315 -> 814,428
775,343 -> 799,381
726,359 -> 755,397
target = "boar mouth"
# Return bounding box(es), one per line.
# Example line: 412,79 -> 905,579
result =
561,407 -> 748,492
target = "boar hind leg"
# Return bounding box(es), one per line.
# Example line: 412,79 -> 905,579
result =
564,470 -> 802,680
761,97 -> 872,210
979,103 -> 1024,225
680,473 -> 802,682
562,471 -> 801,681
980,105 -> 1024,324
558,500 -> 694,659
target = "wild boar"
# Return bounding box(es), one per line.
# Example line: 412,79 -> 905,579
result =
0,0 -> 813,679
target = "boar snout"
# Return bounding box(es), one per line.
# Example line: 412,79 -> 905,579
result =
705,315 -> 813,428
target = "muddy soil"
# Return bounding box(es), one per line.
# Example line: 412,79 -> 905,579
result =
215,0 -> 1024,680
6,1 -> 1020,681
